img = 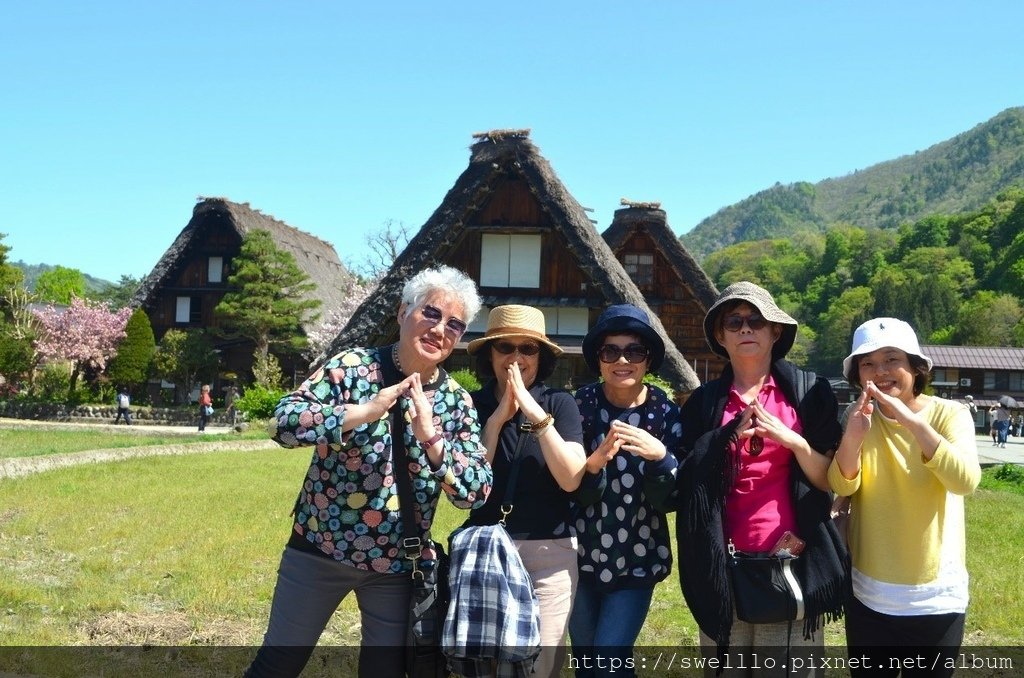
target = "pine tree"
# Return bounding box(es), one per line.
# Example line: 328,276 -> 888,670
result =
214,229 -> 321,372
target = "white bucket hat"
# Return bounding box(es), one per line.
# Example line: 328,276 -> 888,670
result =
843,317 -> 933,377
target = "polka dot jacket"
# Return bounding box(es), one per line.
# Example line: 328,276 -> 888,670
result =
573,383 -> 682,590
272,345 -> 492,573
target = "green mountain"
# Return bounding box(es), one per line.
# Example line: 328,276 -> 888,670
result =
12,261 -> 113,295
681,107 -> 1024,260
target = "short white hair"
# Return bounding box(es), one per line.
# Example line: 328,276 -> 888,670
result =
400,266 -> 482,323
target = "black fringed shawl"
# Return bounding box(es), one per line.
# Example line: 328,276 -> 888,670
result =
675,359 -> 850,656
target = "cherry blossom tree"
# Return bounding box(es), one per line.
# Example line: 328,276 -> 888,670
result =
303,270 -> 374,361
32,297 -> 132,398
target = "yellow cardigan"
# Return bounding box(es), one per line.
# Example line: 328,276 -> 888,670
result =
828,397 -> 980,585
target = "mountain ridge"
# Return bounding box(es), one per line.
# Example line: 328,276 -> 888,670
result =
681,106 -> 1024,261
11,261 -> 114,295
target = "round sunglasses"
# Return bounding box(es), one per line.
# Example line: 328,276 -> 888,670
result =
598,343 -> 650,364
421,304 -> 468,338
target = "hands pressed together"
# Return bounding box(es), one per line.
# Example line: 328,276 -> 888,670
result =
586,419 -> 667,474
348,372 -> 445,466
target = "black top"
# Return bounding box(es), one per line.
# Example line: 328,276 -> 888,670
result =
466,380 -> 584,539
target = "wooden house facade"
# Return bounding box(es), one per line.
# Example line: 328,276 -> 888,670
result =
133,197 -> 349,398
326,130 -> 702,397
602,201 -> 727,383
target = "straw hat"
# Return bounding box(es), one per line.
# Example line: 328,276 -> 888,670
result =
466,305 -> 564,356
703,281 -> 798,359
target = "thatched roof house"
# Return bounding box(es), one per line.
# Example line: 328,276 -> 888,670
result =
326,130 -> 701,394
603,200 -> 726,382
134,197 -> 349,392
134,197 -> 348,323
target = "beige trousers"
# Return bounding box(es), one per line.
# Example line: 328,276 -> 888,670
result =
514,536 -> 579,678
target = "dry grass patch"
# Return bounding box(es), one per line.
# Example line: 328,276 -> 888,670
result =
80,611 -> 255,645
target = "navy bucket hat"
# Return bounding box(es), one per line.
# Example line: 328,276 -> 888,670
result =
582,304 -> 665,374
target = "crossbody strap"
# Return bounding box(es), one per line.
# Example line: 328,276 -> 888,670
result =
498,415 -> 533,526
391,407 -> 427,580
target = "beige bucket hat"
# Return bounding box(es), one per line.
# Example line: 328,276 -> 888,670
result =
703,281 -> 798,359
466,305 -> 564,356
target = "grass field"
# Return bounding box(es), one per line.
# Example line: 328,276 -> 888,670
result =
0,431 -> 1022,676
0,427 -> 264,460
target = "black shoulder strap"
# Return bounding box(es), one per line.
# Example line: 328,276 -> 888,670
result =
498,418 -> 531,525
796,369 -> 816,404
391,407 -> 424,565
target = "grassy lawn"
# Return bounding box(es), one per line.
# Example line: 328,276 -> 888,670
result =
0,439 -> 1021,676
0,427 -> 266,459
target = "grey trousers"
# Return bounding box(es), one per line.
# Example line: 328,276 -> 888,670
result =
246,546 -> 412,677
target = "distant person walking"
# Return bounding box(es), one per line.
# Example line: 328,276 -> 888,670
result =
113,388 -> 132,425
198,384 -> 213,432
224,384 -> 240,427
991,404 -> 1011,448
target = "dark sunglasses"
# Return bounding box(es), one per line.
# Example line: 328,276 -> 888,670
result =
492,341 -> 541,356
598,343 -> 650,364
722,313 -> 768,332
731,414 -> 764,457
421,304 -> 467,338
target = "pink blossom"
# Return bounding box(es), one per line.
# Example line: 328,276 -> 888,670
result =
32,297 -> 132,373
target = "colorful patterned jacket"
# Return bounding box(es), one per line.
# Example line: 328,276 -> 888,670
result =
272,345 -> 492,573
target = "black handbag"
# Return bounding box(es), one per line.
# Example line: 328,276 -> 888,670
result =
728,543 -> 805,624
392,408 -> 450,678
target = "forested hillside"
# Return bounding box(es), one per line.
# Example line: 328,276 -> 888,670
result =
700,187 -> 1024,376
682,107 -> 1024,261
12,261 -> 113,295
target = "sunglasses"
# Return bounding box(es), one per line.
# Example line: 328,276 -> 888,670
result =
731,414 -> 764,456
421,304 -> 467,338
722,313 -> 768,333
492,341 -> 541,356
598,343 -> 650,364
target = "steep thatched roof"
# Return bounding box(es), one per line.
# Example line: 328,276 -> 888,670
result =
133,197 -> 349,331
326,133 -> 701,392
603,200 -> 719,310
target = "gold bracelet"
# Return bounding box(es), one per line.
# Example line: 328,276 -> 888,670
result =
526,413 -> 554,437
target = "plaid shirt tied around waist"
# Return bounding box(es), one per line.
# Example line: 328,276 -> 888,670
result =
443,524 -> 539,678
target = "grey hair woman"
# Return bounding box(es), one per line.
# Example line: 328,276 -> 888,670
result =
245,265 -> 492,678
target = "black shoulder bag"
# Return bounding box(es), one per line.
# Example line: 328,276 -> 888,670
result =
392,408 -> 450,678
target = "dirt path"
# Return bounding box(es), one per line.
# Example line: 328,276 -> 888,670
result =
0,439 -> 277,480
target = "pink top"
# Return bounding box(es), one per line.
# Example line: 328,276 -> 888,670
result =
721,374 -> 801,552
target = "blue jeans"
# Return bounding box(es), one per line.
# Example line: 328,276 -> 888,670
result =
568,578 -> 654,678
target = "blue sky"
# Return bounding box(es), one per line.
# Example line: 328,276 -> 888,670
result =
3,1 -> 1023,283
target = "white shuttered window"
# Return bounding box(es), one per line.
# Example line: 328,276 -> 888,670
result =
175,297 -> 191,323
480,234 -> 541,288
